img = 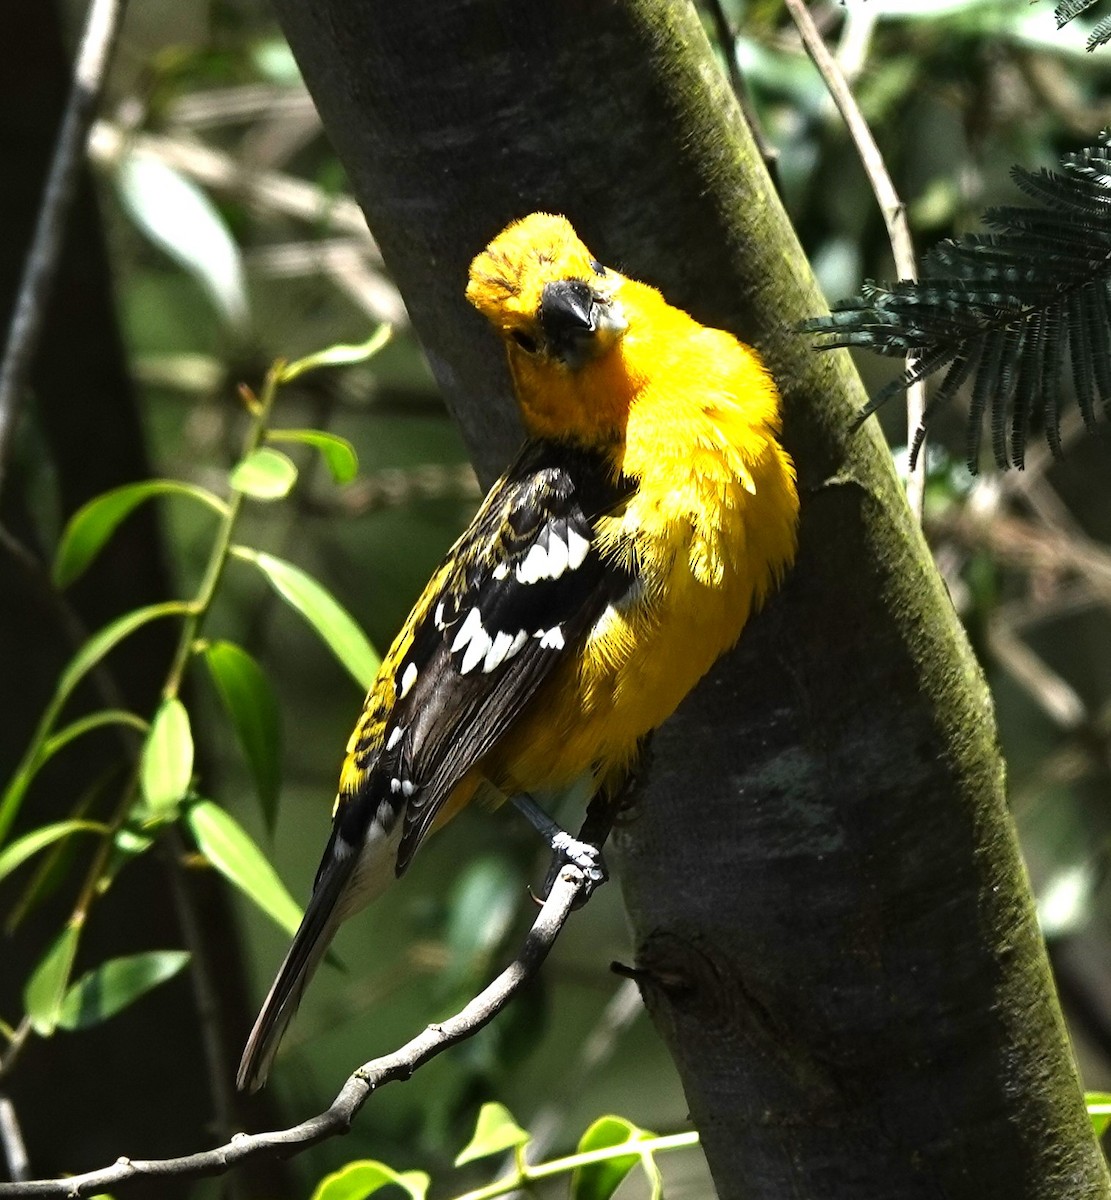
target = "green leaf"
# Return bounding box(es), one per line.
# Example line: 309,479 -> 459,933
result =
0,602 -> 191,846
118,153 -> 248,327
278,325 -> 393,384
455,1102 -> 530,1167
53,481 -> 226,589
186,800 -> 302,936
267,429 -> 359,484
0,820 -> 108,885
203,641 -> 282,829
235,548 -> 379,689
57,950 -> 190,1031
141,698 -> 194,814
229,448 -> 299,500
1088,1092 -> 1111,1137
25,923 -> 81,1036
310,1160 -> 429,1200
571,1116 -> 652,1200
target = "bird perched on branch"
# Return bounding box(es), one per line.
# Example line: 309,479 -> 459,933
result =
237,212 -> 799,1092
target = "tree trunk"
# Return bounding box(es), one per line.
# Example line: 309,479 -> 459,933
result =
267,1 -> 1109,1196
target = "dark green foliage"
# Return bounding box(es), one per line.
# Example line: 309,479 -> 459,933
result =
802,132 -> 1111,471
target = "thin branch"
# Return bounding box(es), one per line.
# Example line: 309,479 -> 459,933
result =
784,0 -> 926,521
0,863 -> 595,1197
0,1095 -> 29,1183
0,0 -> 128,496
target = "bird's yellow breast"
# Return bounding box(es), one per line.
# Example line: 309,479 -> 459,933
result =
483,280 -> 797,795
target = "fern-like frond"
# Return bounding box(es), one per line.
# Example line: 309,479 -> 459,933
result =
801,130 -> 1111,471
1091,12 -> 1111,47
1056,0 -> 1100,26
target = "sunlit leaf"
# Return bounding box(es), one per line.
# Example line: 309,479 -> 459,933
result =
310,1160 -> 429,1200
203,641 -> 282,829
455,1102 -> 530,1167
140,698 -> 194,814
571,1116 -> 653,1200
229,448 -> 299,500
267,429 -> 359,484
1088,1092 -> 1111,1137
57,950 -> 190,1031
186,800 -> 302,936
117,153 -> 248,327
53,481 -> 226,588
0,821 -> 107,885
25,923 -> 81,1036
278,325 -> 393,384
235,548 -> 379,689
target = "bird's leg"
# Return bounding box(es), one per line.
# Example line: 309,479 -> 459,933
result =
511,792 -> 608,900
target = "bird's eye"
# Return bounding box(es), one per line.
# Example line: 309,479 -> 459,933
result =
511,329 -> 539,354
589,259 -> 606,276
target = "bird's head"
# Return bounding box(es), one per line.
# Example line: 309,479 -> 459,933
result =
467,213 -> 628,371
467,213 -> 632,442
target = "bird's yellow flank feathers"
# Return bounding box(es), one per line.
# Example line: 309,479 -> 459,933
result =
237,211 -> 798,1093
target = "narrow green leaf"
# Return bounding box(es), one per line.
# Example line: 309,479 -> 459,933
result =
0,602 -> 190,846
186,800 -> 302,935
235,548 -> 379,689
57,950 -> 190,1031
1087,1092 -> 1111,1136
267,429 -> 359,484
203,641 -> 282,829
25,923 -> 81,1036
455,1102 -> 530,1167
0,821 -> 108,885
278,325 -> 393,384
53,481 -> 227,589
229,448 -> 298,500
141,698 -> 194,814
571,1116 -> 651,1200
310,1161 -> 428,1200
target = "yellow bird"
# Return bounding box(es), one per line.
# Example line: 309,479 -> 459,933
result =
238,213 -> 798,1091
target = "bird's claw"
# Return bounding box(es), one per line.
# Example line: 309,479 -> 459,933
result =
543,833 -> 608,905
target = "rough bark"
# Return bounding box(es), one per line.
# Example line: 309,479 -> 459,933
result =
267,1 -> 1109,1196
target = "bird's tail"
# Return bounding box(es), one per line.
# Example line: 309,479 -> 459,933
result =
237,854 -> 355,1093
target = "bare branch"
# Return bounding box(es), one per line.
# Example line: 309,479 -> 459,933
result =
783,0 -> 927,521
0,0 -> 128,495
0,862 -> 594,1197
0,1096 -> 28,1184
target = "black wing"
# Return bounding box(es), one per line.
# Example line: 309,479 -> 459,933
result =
339,438 -> 636,874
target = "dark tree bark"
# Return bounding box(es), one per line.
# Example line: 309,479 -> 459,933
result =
267,1 -> 1109,1196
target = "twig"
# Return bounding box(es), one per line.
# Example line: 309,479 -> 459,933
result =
783,0 -> 926,522
0,863 -> 593,1198
0,1094 -> 29,1183
0,0 -> 128,496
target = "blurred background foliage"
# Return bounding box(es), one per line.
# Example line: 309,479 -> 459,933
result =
6,0 -> 1111,1196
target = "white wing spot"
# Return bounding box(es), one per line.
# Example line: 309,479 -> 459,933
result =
482,629 -> 515,673
399,662 -> 418,699
536,625 -> 565,650
401,780 -> 416,798
390,777 -> 402,794
459,620 -> 492,674
492,561 -> 509,580
450,606 -> 483,653
434,601 -> 446,629
516,541 -> 549,584
566,526 -> 590,569
386,725 -> 404,752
